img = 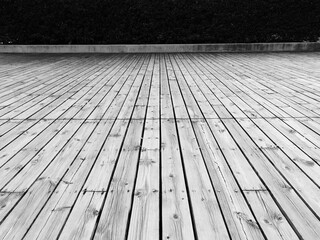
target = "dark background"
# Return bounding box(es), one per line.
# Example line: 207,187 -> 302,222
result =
1,0 -> 319,44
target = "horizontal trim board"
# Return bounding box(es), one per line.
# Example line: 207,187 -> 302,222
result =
0,42 -> 320,53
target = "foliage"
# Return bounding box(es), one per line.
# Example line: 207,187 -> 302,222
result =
0,0 -> 319,44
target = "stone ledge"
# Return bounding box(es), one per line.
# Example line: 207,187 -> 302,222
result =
0,42 -> 320,53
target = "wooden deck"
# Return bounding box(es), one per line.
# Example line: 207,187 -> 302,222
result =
0,52 -> 320,240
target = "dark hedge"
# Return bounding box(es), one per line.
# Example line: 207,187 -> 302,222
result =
0,0 -> 319,44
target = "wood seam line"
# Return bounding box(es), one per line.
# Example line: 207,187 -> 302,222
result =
2,117 -> 319,121
242,189 -> 268,192
81,190 -> 107,193
0,191 -> 25,194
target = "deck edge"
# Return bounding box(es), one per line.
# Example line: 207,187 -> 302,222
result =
1,42 -> 320,53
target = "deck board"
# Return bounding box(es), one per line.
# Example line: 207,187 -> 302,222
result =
0,53 -> 320,240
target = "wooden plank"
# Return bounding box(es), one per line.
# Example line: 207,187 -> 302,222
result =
174,54 -> 220,119
192,119 -> 264,240
183,63 -> 232,118
0,177 -> 62,239
232,54 -> 320,96
132,54 -> 154,119
116,55 -> 150,119
266,118 -> 320,165
206,119 -> 265,190
238,118 -> 320,216
164,55 -> 189,119
0,56 -> 100,94
0,120 -> 39,150
0,56 -> 87,101
0,120 -> 67,188
1,53 -> 320,240
0,121 -> 97,239
0,192 -> 24,222
84,56 -> 151,188
244,190 -> 299,240
43,55 -> 129,120
194,54 -> 292,118
0,55 -> 51,78
92,120 -> 144,240
176,119 -> 229,239
127,56 -> 160,238
0,120 -> 53,169
74,55 -> 139,120
1,56 -> 115,120
22,119 -> 112,239
96,56 -> 146,120
279,98 -> 320,118
58,192 -> 104,240
159,55 -> 194,239
252,118 -> 320,186
146,54 -> 160,119
0,56 -> 81,100
0,56 -> 104,118
160,54 -> 175,119
191,54 -> 251,119
169,55 -> 204,119
11,66 -> 101,120
160,119 -> 194,240
0,120 -> 23,137
192,54 -> 263,121
127,120 -> 160,240
196,56 -> 252,120
186,54 -> 246,119
87,55 -> 143,120
1,120 -> 86,192
299,118 -> 320,136
83,120 -> 129,191
222,118 -> 320,239
23,120 -> 114,240
212,53 -> 319,119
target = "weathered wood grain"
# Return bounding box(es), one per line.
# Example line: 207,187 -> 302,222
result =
0,53 -> 319,240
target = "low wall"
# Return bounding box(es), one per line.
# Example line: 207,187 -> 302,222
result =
0,42 -> 320,53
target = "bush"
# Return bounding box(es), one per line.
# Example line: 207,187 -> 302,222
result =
0,0 -> 319,44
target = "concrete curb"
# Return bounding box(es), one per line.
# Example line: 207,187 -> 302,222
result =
0,43 -> 320,53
